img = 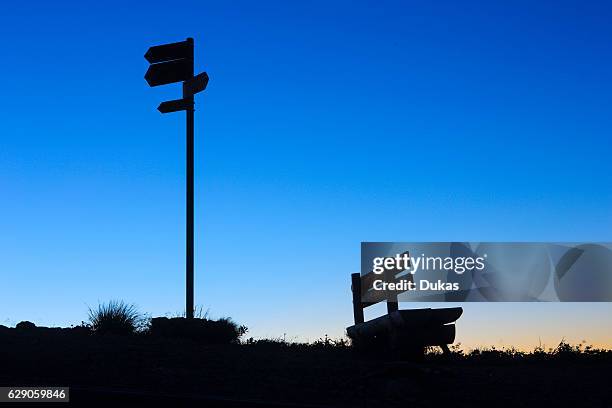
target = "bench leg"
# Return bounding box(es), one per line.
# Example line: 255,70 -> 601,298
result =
440,344 -> 451,355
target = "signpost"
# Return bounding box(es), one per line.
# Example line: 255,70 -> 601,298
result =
145,38 -> 209,319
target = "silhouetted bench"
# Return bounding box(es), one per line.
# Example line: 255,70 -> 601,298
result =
347,272 -> 462,358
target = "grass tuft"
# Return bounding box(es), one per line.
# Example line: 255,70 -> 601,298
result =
88,300 -> 144,336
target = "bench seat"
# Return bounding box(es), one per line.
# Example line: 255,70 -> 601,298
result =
347,307 -> 462,351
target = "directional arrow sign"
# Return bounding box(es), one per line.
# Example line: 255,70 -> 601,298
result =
145,39 -> 193,64
145,59 -> 192,87
158,98 -> 192,114
183,72 -> 209,96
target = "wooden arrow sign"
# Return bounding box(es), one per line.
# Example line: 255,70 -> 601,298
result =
145,39 -> 193,64
158,98 -> 192,114
183,72 -> 209,96
145,59 -> 192,87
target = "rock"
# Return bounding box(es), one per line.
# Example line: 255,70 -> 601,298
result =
70,325 -> 92,336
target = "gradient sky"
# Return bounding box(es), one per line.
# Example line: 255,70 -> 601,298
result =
1,0 -> 611,349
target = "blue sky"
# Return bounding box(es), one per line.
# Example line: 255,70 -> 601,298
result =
1,0 -> 611,348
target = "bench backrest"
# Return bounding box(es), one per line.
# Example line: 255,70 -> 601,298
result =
351,251 -> 413,325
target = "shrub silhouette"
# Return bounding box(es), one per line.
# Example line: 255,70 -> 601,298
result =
15,321 -> 36,330
88,300 -> 143,336
150,316 -> 247,344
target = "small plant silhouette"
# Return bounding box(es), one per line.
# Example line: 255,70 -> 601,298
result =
423,339 -> 612,362
88,300 -> 143,336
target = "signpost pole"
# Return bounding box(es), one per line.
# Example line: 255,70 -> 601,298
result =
185,38 -> 195,320
186,101 -> 194,319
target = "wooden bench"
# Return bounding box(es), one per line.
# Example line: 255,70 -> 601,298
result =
347,271 -> 462,358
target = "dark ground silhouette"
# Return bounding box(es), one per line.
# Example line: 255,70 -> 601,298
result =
0,324 -> 610,407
